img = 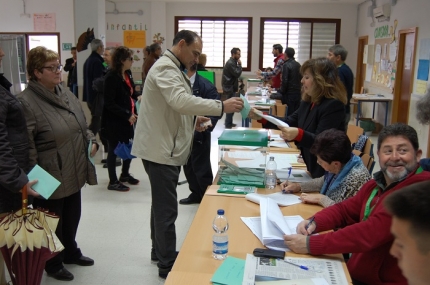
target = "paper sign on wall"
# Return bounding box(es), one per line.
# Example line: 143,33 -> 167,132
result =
123,30 -> 146,48
33,13 -> 56,32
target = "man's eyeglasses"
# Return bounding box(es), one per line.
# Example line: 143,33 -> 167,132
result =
42,65 -> 63,73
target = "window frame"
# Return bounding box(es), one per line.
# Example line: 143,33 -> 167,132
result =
175,16 -> 253,71
259,17 -> 341,70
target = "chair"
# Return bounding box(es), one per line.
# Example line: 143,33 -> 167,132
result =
347,125 -> 364,144
352,150 -> 375,175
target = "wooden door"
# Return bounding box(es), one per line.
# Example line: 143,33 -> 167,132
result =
391,27 -> 418,124
355,36 -> 368,93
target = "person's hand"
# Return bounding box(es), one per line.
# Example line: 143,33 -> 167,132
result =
223,97 -> 243,113
247,108 -> 263,120
71,61 -> 76,67
255,70 -> 262,77
26,180 -> 40,197
279,127 -> 299,141
281,181 -> 301,193
137,95 -> 142,102
90,143 -> 97,157
128,114 -> 138,124
300,193 -> 325,205
195,116 -> 211,132
296,219 -> 316,235
283,234 -> 309,254
237,59 -> 242,65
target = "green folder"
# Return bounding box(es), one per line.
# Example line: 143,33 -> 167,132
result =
218,129 -> 268,147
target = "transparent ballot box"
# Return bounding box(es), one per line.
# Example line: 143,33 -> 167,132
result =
217,129 -> 269,188
246,78 -> 263,93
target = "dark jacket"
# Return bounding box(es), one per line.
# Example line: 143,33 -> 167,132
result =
64,57 -> 76,87
101,70 -> 138,142
0,84 -> 30,213
264,98 -> 345,178
279,57 -> 302,103
83,52 -> 104,104
338,63 -> 354,114
91,65 -> 108,116
192,73 -> 221,142
222,57 -> 242,93
17,81 -> 97,200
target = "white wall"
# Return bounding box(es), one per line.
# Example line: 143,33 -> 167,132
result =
357,0 -> 430,155
166,2 -> 359,75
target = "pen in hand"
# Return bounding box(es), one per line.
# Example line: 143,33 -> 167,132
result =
305,217 -> 315,230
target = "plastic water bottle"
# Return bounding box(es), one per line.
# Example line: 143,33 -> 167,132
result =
212,209 -> 229,260
265,156 -> 277,189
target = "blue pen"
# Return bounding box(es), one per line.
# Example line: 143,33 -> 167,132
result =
280,259 -> 309,270
305,217 -> 315,230
287,167 -> 292,181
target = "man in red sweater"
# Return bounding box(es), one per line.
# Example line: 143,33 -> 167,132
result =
283,123 -> 430,285
256,44 -> 284,89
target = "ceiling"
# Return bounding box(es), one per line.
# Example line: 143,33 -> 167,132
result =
112,0 -> 364,3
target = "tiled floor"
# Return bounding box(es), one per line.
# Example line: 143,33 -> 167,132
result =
6,113 -> 380,285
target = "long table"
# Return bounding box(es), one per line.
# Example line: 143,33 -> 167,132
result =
165,188 -> 353,284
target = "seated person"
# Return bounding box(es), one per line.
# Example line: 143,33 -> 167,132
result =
384,180 -> 430,285
282,129 -> 371,207
283,123 -> 430,285
263,67 -> 273,87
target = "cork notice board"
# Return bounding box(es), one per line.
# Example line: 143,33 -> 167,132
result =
371,37 -> 397,93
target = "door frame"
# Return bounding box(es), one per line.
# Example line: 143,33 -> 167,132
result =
355,36 -> 368,94
391,27 -> 418,124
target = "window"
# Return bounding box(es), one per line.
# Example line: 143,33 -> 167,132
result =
175,17 -> 252,71
259,18 -> 340,69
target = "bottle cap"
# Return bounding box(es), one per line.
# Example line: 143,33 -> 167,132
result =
217,209 -> 224,215
270,156 -> 274,161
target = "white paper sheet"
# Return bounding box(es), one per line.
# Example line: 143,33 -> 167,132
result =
254,109 -> 289,128
246,192 -> 301,207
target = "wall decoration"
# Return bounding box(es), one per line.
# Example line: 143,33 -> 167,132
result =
76,28 -> 95,52
153,33 -> 165,45
123,30 -> 146,48
33,13 -> 56,32
106,42 -> 122,47
415,38 -> 430,94
106,23 -> 145,31
62,43 -> 72,51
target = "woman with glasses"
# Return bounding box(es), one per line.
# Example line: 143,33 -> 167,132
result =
101,46 -> 140,191
281,129 -> 371,207
17,46 -> 98,281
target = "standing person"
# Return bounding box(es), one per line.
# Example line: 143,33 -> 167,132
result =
131,30 -> 243,279
250,58 -> 347,178
327,44 -> 354,129
283,123 -> 430,285
101,46 -> 140,191
142,43 -> 162,84
222,47 -> 242,129
179,63 -> 220,205
83,39 -> 105,139
197,53 -> 207,71
385,181 -> 430,285
63,47 -> 77,96
278,47 -> 302,116
256,44 -> 284,89
17,46 -> 98,281
0,46 -> 39,285
141,45 -> 151,79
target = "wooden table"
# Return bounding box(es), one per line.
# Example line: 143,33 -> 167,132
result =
165,190 -> 352,284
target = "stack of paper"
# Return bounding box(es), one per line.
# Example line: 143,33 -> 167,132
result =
245,192 -> 301,207
241,198 -> 304,251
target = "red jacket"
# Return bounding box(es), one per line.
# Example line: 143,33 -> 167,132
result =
309,166 -> 430,285
271,54 -> 284,89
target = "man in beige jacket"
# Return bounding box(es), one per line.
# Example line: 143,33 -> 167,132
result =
132,30 -> 243,279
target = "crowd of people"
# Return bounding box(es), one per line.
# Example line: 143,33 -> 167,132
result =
1,30 -> 430,285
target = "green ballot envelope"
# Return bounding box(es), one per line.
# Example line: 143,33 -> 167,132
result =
27,164 -> 61,199
217,185 -> 256,195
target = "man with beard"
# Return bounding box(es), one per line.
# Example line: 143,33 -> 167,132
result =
282,123 -> 430,285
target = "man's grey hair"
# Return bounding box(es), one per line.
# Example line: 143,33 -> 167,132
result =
329,44 -> 348,61
416,85 -> 430,125
105,46 -> 116,54
90,39 -> 103,52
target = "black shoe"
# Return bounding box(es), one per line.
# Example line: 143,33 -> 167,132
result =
107,181 -> 130,192
151,249 -> 179,262
101,159 -> 107,163
47,268 -> 74,281
64,255 -> 94,266
179,197 -> 200,205
159,272 -> 169,279
119,174 -> 140,185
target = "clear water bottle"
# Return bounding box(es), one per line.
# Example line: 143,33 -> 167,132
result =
265,156 -> 277,189
212,209 -> 229,260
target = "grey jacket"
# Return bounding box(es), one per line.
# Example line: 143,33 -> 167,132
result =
132,50 -> 223,166
18,81 -> 97,199
221,57 -> 242,93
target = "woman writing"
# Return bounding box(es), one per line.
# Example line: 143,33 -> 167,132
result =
282,129 -> 371,207
17,46 -> 97,281
251,58 -> 347,178
101,46 -> 140,191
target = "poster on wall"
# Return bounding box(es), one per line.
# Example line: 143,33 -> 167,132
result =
415,38 -> 430,94
123,30 -> 146,48
33,13 -> 56,32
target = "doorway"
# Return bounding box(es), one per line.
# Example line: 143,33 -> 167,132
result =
355,36 -> 368,94
391,27 -> 418,124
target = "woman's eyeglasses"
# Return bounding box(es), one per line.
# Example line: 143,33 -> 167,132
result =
129,57 -> 134,61
42,65 -> 63,73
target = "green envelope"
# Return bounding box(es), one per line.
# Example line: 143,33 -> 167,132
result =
240,94 -> 251,118
27,164 -> 61,199
211,256 -> 245,285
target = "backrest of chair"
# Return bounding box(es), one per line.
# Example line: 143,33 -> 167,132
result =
347,125 -> 364,144
355,152 -> 376,175
363,137 -> 373,157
